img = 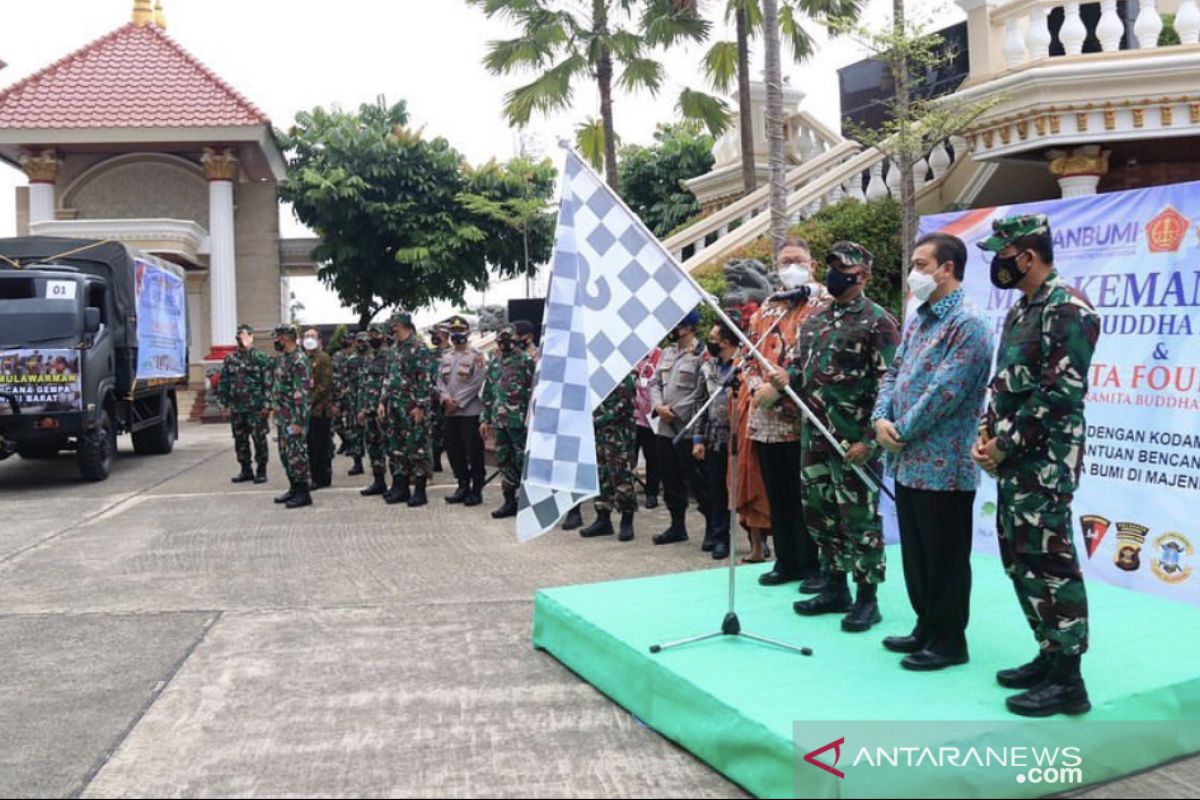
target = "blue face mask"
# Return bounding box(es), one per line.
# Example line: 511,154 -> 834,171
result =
826,268 -> 860,299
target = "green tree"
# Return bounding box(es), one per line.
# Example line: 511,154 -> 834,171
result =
278,100 -> 540,328
468,0 -> 718,189
617,122 -> 715,237
458,156 -> 557,297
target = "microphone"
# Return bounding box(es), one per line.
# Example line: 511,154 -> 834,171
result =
768,285 -> 811,303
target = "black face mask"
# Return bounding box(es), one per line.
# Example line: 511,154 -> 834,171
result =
451,333 -> 468,346
498,339 -> 514,353
273,341 -> 284,353
369,338 -> 383,350
990,251 -> 1029,290
706,341 -> 722,358
430,335 -> 443,347
826,268 -> 860,299
356,342 -> 369,352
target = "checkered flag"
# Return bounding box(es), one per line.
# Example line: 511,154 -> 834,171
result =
516,151 -> 705,541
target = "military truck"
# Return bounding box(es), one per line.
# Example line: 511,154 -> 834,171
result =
0,237 -> 188,481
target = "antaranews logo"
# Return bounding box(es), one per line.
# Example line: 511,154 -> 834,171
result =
803,738 -> 845,779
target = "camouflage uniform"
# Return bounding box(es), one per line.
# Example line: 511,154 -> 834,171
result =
428,327 -> 450,468
789,243 -> 900,586
271,329 -> 313,486
218,325 -> 273,473
358,325 -> 391,475
979,214 -> 1100,657
332,342 -> 355,452
481,331 -> 536,493
383,331 -> 435,482
339,340 -> 366,460
594,372 -> 638,514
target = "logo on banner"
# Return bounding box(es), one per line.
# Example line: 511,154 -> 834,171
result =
1114,523 -> 1149,572
804,738 -> 845,779
1151,533 -> 1194,584
1080,515 -> 1111,558
1145,206 -> 1189,253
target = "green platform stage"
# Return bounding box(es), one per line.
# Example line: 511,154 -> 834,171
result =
532,546 -> 1200,798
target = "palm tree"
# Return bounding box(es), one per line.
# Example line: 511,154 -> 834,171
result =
762,0 -> 788,258
700,0 -> 866,197
469,0 -> 713,190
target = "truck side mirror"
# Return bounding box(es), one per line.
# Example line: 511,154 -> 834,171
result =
84,307 -> 101,334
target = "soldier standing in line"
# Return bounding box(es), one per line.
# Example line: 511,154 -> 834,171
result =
480,324 -> 536,519
428,324 -> 451,473
514,319 -> 539,360
381,312 -> 435,507
437,316 -> 487,507
342,333 -> 368,476
219,323 -> 272,485
579,370 -> 639,542
270,324 -> 314,509
332,334 -> 355,456
358,323 -> 391,497
973,214 -> 1100,717
780,241 -> 899,633
649,309 -> 709,546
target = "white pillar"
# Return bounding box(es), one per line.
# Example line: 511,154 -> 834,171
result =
20,149 -> 59,225
1048,146 -> 1110,198
1058,175 -> 1102,197
202,147 -> 239,360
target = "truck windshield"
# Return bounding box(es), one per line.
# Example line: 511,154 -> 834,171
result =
0,277 -> 81,347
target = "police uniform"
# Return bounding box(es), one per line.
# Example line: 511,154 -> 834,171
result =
381,311 -> 436,507
271,324 -> 314,509
481,324 -> 536,519
218,323 -> 272,484
648,310 -> 709,545
978,213 -> 1099,716
789,242 -> 899,631
358,324 -> 392,497
437,315 -> 487,506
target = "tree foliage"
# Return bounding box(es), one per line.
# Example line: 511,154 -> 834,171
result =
617,122 -> 715,238
278,100 -> 555,327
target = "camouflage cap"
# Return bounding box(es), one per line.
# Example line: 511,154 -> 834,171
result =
826,241 -> 874,270
977,212 -> 1051,252
388,310 -> 414,328
369,322 -> 389,335
236,323 -> 255,335
495,323 -> 516,339
446,315 -> 470,333
354,331 -> 371,342
273,323 -> 300,339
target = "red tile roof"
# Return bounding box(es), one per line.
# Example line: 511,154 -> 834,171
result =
0,23 -> 270,130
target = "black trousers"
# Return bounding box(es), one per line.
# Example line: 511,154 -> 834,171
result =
657,435 -> 709,519
637,425 -> 660,497
706,445 -> 730,544
444,415 -> 485,488
758,440 -> 818,577
307,415 -> 333,487
895,483 -> 975,656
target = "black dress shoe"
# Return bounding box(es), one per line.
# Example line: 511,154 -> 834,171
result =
644,494 -> 658,510
997,652 -> 1053,690
758,570 -> 801,587
883,635 -> 924,654
901,649 -> 969,671
445,483 -> 469,504
463,492 -> 483,507
712,541 -> 730,560
652,529 -> 688,545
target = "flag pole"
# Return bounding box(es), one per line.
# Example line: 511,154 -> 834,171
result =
558,143 -> 889,499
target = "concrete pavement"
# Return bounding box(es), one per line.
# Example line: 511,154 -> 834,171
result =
0,423 -> 1196,797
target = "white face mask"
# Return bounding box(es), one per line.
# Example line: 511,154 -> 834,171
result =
778,265 -> 811,290
907,269 -> 939,303
302,337 -> 319,351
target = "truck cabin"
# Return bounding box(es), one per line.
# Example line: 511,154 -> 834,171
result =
0,268 -> 107,349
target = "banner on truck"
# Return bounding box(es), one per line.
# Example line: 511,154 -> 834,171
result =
0,348 -> 83,414
919,180 -> 1200,607
134,259 -> 187,380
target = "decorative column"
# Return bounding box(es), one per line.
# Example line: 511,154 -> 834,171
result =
20,149 -> 59,225
202,147 -> 239,360
1048,145 -> 1110,197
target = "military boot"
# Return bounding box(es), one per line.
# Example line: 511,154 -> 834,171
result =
407,478 -> 428,507
841,582 -> 882,632
445,481 -> 469,504
491,489 -> 518,519
360,468 -> 387,496
463,476 -> 484,507
285,482 -> 313,509
996,651 -> 1054,690
618,512 -> 635,542
561,505 -> 584,530
274,482 -> 297,504
653,508 -> 689,545
384,474 -> 411,505
254,463 -> 268,485
580,509 -> 614,538
347,457 -> 364,477
1006,655 -> 1091,717
231,462 -> 254,483
794,571 -> 852,616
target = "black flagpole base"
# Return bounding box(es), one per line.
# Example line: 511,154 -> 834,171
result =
649,612 -> 813,657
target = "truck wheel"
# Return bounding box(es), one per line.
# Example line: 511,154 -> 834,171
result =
78,409 -> 116,481
132,397 -> 177,455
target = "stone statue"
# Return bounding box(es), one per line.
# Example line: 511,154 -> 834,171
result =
722,258 -> 778,306
475,305 -> 508,333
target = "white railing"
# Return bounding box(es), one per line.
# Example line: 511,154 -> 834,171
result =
991,0 -> 1200,72
676,137 -> 969,273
